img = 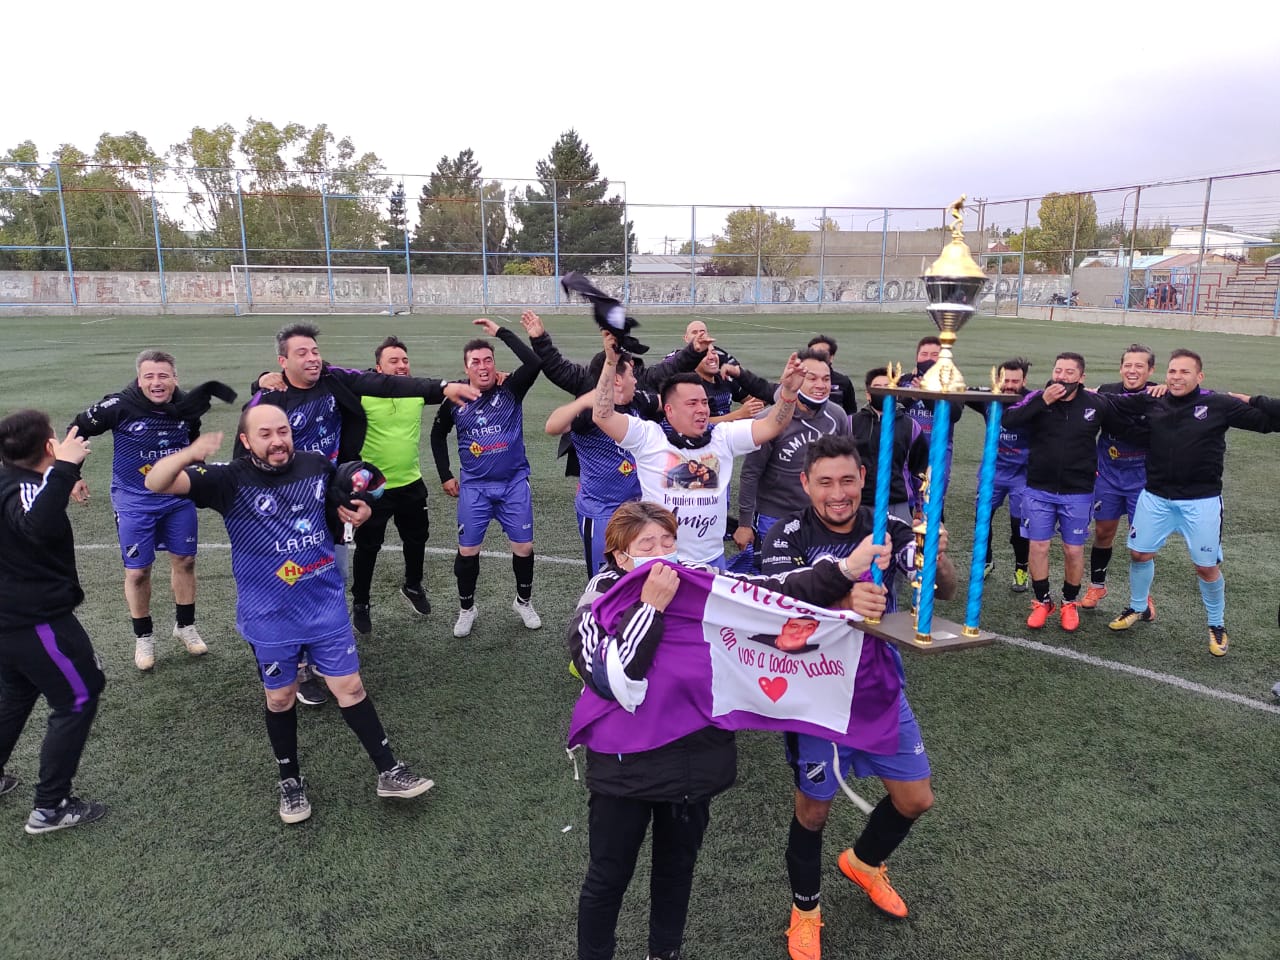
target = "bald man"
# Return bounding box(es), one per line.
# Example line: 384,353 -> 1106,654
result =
145,404 -> 434,824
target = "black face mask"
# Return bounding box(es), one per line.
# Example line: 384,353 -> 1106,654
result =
916,359 -> 936,376
1051,380 -> 1080,399
668,429 -> 712,451
248,450 -> 294,474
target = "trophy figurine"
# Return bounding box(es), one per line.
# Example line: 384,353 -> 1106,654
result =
919,196 -> 987,393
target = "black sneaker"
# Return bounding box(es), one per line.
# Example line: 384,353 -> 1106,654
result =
0,773 -> 19,797
400,584 -> 431,616
278,777 -> 312,824
24,797 -> 107,835
352,603 -> 372,636
295,668 -> 328,707
376,761 -> 435,799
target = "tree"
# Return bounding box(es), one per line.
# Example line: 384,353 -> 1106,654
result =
412,149 -> 507,274
1097,216 -> 1173,253
1247,225 -> 1280,264
707,207 -> 809,277
676,239 -> 712,255
1022,192 -> 1098,272
382,183 -> 408,272
510,130 -> 633,274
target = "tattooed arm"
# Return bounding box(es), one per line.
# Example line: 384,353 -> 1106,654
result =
591,332 -> 632,443
749,352 -> 803,446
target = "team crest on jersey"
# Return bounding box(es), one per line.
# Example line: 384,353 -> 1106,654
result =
254,493 -> 278,516
314,479 -> 325,500
127,420 -> 148,434
618,459 -> 634,476
290,412 -> 307,429
803,761 -> 827,784
469,441 -> 484,457
1083,408 -> 1097,421
1194,405 -> 1208,420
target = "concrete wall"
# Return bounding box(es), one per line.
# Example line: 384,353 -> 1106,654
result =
0,269 -> 1069,315
1019,305 -> 1280,337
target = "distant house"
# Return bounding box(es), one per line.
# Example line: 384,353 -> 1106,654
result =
1165,226 -> 1271,259
628,253 -> 713,276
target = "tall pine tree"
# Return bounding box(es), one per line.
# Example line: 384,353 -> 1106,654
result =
511,130 -> 632,275
412,149 -> 507,274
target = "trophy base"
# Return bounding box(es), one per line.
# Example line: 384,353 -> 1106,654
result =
859,611 -> 995,654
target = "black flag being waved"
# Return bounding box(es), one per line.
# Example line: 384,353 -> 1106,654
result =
560,272 -> 649,355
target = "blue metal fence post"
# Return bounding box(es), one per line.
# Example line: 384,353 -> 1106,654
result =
1122,186 -> 1141,312
622,181 -> 630,306
1016,199 -> 1029,311
878,209 -> 889,309
235,171 -> 252,311
402,182 -> 413,314
552,178 -> 561,306
1191,177 -> 1213,315
147,166 -> 167,309
817,206 -> 827,311
479,183 -> 489,310
320,180 -> 335,310
53,162 -> 77,306
689,206 -> 697,306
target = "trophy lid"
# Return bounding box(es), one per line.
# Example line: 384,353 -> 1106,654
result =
925,196 -> 985,280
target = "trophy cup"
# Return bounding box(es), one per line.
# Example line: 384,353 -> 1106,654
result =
861,195 -> 1019,652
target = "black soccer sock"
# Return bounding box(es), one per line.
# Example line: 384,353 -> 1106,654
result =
513,553 -> 534,602
1062,581 -> 1081,603
351,544 -> 378,606
454,552 -> 480,609
1032,578 -> 1051,603
985,520 -> 995,566
1011,517 -> 1030,570
340,695 -> 396,773
852,795 -> 917,867
1089,546 -> 1112,585
786,815 -> 824,911
131,616 -> 154,638
264,706 -> 300,780
175,603 -> 195,628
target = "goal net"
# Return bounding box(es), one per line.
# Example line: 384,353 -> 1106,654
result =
230,264 -> 395,315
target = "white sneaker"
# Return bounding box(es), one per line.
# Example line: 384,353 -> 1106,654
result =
512,597 -> 542,630
173,623 -> 208,656
453,606 -> 478,638
134,635 -> 155,671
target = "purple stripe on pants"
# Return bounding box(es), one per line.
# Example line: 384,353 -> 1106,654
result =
35,622 -> 91,712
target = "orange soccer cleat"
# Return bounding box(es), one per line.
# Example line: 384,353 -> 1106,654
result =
838,849 -> 908,918
1026,599 -> 1056,629
1080,584 -> 1108,609
1059,601 -> 1080,632
786,905 -> 823,960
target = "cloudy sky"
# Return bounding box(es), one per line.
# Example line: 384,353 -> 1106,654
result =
7,1 -> 1278,245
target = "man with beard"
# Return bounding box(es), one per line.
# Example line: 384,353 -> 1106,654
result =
850,367 -> 929,525
966,358 -> 1033,591
592,336 -> 807,568
734,349 -> 852,557
145,404 -> 434,824
1081,344 -> 1157,612
70,351 -> 236,671
430,319 -> 543,638
1102,351 -> 1280,656
759,435 -> 956,960
251,323 -> 477,703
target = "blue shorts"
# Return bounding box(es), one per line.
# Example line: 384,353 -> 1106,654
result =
978,476 -> 1026,519
115,500 -> 198,569
458,476 -> 533,547
1092,473 -> 1143,523
1020,489 -> 1092,546
578,507 -> 614,575
786,694 -> 930,802
1129,490 -> 1223,565
251,628 -> 360,690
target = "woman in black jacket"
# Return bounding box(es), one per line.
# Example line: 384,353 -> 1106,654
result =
569,500 -> 887,960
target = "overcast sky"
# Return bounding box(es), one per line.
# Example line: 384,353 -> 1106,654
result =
6,1 -> 1278,244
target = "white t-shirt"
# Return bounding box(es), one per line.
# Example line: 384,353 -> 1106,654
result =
620,418 -> 759,564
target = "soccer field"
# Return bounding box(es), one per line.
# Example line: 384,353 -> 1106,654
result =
2,310 -> 1278,960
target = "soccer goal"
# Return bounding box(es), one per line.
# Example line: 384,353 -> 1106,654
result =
230,264 -> 395,315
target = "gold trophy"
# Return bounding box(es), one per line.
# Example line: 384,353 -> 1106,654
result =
919,196 -> 987,393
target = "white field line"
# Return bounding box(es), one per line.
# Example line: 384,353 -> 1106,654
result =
991,632 -> 1280,716
695,314 -> 817,334
74,542 -> 1280,714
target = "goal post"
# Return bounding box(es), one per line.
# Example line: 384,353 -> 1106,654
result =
230,264 -> 395,315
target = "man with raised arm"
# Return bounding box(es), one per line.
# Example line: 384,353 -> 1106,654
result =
430,319 -> 543,638
145,405 -> 434,824
592,333 -> 806,569
70,351 -> 236,671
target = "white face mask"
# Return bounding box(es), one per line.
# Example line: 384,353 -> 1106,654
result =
623,551 -> 679,568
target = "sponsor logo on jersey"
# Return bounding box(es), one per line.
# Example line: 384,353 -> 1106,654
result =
275,555 -> 334,586
137,463 -> 154,476
293,518 -> 312,534
783,519 -> 800,534
618,460 -> 634,476
469,440 -> 484,457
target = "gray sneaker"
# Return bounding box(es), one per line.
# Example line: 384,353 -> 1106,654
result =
376,762 -> 435,799
24,797 -> 107,835
278,777 -> 312,824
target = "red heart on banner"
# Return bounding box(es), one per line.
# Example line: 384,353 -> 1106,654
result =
758,676 -> 788,703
